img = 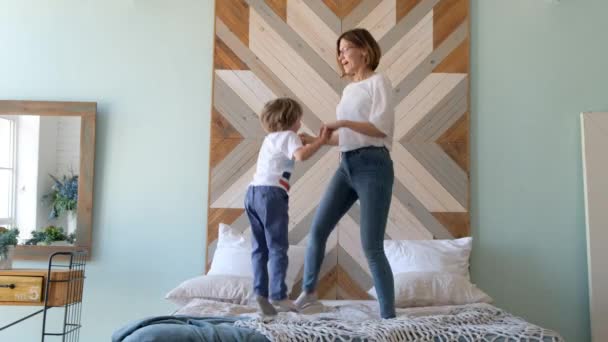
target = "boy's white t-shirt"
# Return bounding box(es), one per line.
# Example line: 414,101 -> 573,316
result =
336,73 -> 394,152
251,131 -> 303,191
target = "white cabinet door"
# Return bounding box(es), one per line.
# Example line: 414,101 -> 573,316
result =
581,112 -> 608,342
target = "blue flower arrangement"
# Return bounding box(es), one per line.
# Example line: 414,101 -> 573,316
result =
43,174 -> 79,219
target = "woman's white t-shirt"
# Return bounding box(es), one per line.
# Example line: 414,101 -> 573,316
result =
336,73 -> 394,152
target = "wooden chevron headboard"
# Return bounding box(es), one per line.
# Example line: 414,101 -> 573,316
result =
207,0 -> 470,300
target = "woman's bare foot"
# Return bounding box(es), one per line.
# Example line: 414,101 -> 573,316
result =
294,291 -> 320,310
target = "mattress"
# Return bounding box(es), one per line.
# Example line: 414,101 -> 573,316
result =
115,299 -> 564,342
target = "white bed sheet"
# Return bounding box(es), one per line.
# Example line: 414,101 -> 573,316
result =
171,299 -> 563,341
174,298 -> 498,322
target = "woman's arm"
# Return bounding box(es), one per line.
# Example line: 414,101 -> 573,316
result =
300,129 -> 339,146
326,120 -> 386,138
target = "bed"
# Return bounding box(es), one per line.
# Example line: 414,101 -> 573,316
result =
113,299 -> 563,341
112,225 -> 563,342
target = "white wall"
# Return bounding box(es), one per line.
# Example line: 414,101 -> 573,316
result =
471,1 -> 608,340
36,116 -> 58,230
54,116 -> 81,176
0,1 -> 214,340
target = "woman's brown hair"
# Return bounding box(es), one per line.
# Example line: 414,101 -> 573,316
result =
336,28 -> 382,76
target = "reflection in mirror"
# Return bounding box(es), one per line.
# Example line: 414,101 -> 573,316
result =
0,115 -> 81,246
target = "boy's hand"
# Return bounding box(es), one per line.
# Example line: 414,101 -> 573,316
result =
294,128 -> 329,161
298,132 -> 316,145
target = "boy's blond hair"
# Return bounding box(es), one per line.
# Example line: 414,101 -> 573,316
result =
260,97 -> 303,132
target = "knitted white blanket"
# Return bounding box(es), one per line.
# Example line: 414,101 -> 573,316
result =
235,305 -> 563,342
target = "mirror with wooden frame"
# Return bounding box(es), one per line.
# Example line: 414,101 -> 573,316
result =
0,101 -> 96,259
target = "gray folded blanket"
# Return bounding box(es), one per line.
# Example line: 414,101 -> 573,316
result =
112,315 -> 269,342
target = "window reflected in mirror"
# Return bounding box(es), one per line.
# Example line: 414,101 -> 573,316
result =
0,115 -> 81,246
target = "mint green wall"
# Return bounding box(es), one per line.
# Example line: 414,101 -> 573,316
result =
0,1 -> 215,341
1,0 -> 604,341
471,1 -> 607,341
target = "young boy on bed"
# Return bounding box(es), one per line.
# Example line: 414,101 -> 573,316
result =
244,97 -> 331,316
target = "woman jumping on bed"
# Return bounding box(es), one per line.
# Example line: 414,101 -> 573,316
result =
245,98 -> 331,316
295,28 -> 397,319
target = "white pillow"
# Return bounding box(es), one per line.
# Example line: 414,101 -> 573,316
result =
207,223 -> 306,294
384,237 -> 472,278
165,274 -> 253,306
207,223 -> 252,276
368,272 -> 492,307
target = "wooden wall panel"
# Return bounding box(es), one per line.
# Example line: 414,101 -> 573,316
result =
397,0 -> 423,22
207,0 -> 470,299
323,0 -> 362,18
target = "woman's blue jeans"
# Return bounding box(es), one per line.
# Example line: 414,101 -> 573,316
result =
302,146 -> 396,318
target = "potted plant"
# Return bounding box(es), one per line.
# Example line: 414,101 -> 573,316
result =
43,174 -> 78,235
0,227 -> 19,270
25,226 -> 75,246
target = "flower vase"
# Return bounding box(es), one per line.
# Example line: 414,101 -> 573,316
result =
67,210 -> 77,235
0,246 -> 15,270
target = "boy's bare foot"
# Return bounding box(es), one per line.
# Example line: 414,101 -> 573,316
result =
256,295 -> 277,316
270,298 -> 298,312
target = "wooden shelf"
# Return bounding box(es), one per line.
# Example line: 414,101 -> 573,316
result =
0,269 -> 83,307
